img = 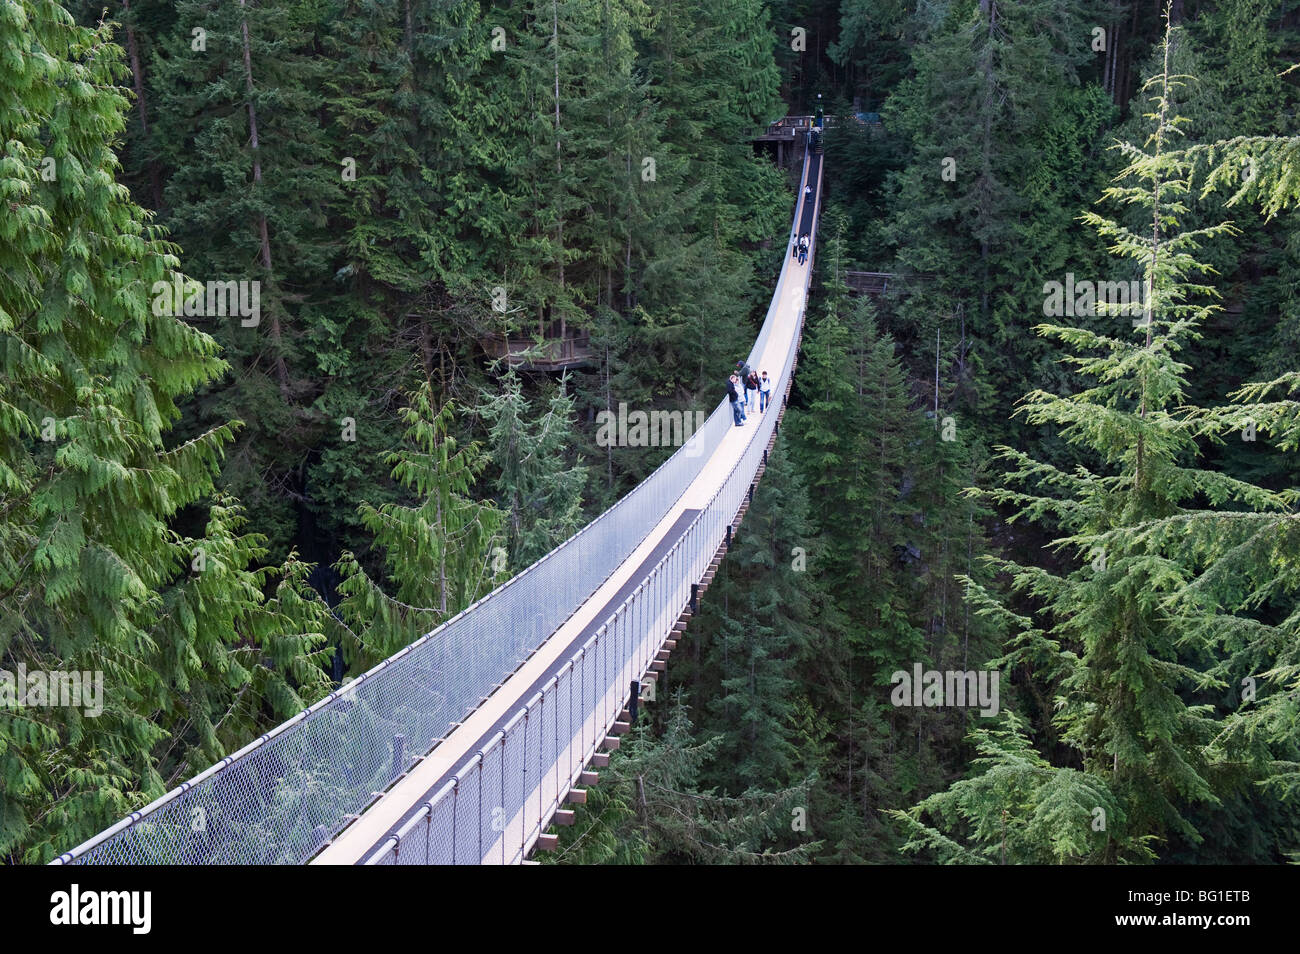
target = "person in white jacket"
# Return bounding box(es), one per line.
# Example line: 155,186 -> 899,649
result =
759,370 -> 772,412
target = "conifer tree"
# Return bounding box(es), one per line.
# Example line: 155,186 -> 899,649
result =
332,383 -> 505,668
546,694 -> 818,864
883,0 -> 1114,445
888,712 -> 1136,863
1128,374 -> 1300,859
473,371 -> 587,570
1106,18 -> 1297,499
147,0 -> 342,554
689,445 -> 824,793
320,0 -> 511,367
0,1 -> 332,862
900,15 -> 1287,861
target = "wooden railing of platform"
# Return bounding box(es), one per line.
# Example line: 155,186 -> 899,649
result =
482,332 -> 593,369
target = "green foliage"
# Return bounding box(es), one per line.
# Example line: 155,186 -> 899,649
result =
889,712 -> 1144,864
0,1 -> 331,862
882,0 -> 1116,449
779,225 -> 999,861
928,17 -> 1300,863
546,694 -> 818,864
473,371 -> 587,569
14,0 -> 1297,868
333,384 -> 505,667
688,443 -> 824,793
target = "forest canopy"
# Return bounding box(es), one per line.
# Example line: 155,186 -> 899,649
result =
1,0 -> 1297,866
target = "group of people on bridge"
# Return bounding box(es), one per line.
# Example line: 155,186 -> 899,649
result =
793,184 -> 813,264
793,233 -> 810,264
727,361 -> 771,426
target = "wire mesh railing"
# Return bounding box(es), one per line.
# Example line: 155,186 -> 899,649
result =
368,294 -> 808,866
53,410 -> 725,864
363,150 -> 818,866
54,145 -> 817,867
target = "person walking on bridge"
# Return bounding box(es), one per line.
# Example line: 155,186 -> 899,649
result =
727,374 -> 744,426
797,233 -> 809,265
759,370 -> 772,412
736,360 -> 756,411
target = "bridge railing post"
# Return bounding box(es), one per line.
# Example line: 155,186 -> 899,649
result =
521,706 -> 530,864
391,734 -> 405,782
476,757 -> 484,863
498,734 -> 507,865
451,778 -> 458,865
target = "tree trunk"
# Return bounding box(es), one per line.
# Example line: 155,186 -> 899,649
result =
978,1 -> 996,326
553,0 -> 565,340
121,0 -> 164,210
1103,0 -> 1118,100
239,0 -> 291,401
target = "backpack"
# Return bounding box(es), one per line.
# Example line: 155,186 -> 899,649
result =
747,372 -> 759,390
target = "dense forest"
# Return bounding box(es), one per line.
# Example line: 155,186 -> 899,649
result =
3,0 -> 1299,865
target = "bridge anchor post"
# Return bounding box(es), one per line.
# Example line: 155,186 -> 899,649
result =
690,583 -> 698,613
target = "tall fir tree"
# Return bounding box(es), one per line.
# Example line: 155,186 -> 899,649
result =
333,383 -> 505,668
147,0 -> 343,554
685,444 -> 825,794
546,694 -> 818,864
473,370 -> 587,570
883,0 -> 1115,452
898,16 -> 1292,862
0,1 -> 333,862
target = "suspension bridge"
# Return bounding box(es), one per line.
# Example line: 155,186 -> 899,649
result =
52,146 -> 824,867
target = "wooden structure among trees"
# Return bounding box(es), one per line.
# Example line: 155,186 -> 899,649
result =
843,271 -> 894,296
751,116 -> 814,166
482,330 -> 593,370
752,113 -> 882,164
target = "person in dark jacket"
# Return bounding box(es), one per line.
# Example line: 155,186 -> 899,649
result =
727,374 -> 744,426
736,360 -> 756,412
